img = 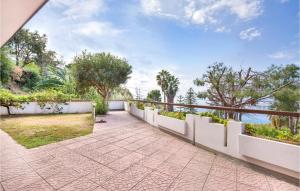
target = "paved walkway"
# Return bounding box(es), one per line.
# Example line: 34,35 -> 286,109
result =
0,111 -> 298,191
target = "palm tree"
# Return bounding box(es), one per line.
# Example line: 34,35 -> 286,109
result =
156,70 -> 170,103
165,75 -> 179,111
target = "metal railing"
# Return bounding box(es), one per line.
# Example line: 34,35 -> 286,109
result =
130,99 -> 300,117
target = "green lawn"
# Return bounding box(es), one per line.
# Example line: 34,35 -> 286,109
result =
0,114 -> 93,148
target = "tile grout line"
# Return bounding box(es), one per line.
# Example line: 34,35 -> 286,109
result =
200,155 -> 217,191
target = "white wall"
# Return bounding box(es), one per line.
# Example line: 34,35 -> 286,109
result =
239,134 -> 300,174
108,101 -> 125,110
130,104 -> 144,120
194,116 -> 226,153
1,101 -> 93,115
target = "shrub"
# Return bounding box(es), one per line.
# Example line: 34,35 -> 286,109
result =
244,123 -> 300,145
200,112 -> 228,126
95,96 -> 108,115
159,111 -> 187,120
136,102 -> 145,110
0,89 -> 79,114
21,63 -> 41,90
0,89 -> 29,114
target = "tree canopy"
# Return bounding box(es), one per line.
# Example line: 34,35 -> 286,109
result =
147,90 -> 162,102
6,29 -> 47,67
72,51 -> 132,101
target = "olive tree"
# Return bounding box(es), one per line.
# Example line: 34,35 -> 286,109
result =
194,62 -> 299,120
72,51 -> 132,102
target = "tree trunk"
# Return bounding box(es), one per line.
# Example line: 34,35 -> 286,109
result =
5,106 -> 11,115
167,96 -> 174,111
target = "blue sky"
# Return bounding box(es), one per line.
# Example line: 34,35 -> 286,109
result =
26,0 -> 299,97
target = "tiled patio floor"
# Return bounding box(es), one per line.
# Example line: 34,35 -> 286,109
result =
0,111 -> 298,191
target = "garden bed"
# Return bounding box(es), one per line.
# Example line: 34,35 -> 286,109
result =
0,114 -> 93,148
130,104 -> 144,119
244,124 -> 300,146
157,112 -> 186,134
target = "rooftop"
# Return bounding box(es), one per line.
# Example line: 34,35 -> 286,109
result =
0,111 -> 297,191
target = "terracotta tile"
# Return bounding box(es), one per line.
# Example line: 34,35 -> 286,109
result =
1,171 -> 43,191
156,161 -> 185,177
131,171 -> 174,191
267,176 -> 299,191
20,180 -> 54,191
139,156 -> 166,169
168,168 -> 207,191
237,167 -> 270,191
185,159 -> 212,174
203,175 -> 236,191
46,168 -> 82,189
210,164 -> 237,181
237,183 -> 267,191
108,152 -> 145,171
27,155 -> 59,170
58,177 -> 98,191
0,164 -> 34,182
93,186 -> 108,191
214,155 -> 238,170
85,165 -> 116,185
102,164 -> 152,191
193,151 -> 216,164
36,163 -> 70,179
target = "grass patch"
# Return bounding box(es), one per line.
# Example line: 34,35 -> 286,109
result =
0,114 -> 93,148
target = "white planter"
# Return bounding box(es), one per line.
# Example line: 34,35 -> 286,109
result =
144,107 -> 157,126
157,114 -> 186,134
130,104 -> 144,120
239,134 -> 300,173
194,116 -> 226,152
0,101 -> 93,115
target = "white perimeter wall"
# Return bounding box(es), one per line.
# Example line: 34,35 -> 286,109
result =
108,101 -> 125,110
1,101 -> 93,115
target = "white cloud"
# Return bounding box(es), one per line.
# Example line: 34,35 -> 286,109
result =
215,26 -> 231,33
268,51 -> 293,59
140,0 -> 263,30
239,27 -> 261,41
75,21 -> 123,36
50,0 -> 106,20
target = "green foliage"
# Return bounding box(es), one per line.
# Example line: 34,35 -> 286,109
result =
136,102 -> 145,110
156,70 -> 180,111
147,90 -> 161,102
185,87 -> 197,113
0,89 -> 29,114
72,51 -> 132,101
245,124 -> 300,145
159,111 -> 186,120
110,86 -> 133,100
29,89 -> 77,102
193,63 -> 300,120
21,63 -> 41,90
36,66 -> 77,94
7,28 -> 47,66
95,96 -> 108,115
200,112 -> 228,126
176,95 -> 185,112
0,48 -> 14,86
0,88 -> 79,114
